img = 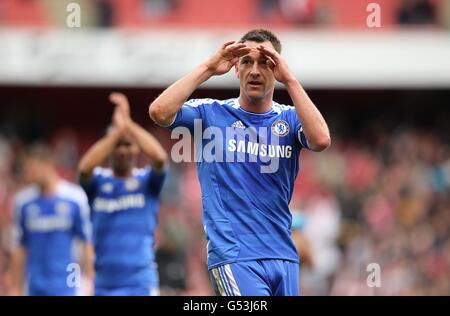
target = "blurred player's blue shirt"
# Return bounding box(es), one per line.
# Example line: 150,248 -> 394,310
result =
80,166 -> 165,290
13,181 -> 91,296
167,98 -> 309,269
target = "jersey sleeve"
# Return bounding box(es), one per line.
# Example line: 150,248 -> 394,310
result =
166,98 -> 213,132
12,199 -> 28,247
144,166 -> 167,197
72,189 -> 91,242
291,110 -> 310,150
78,167 -> 102,201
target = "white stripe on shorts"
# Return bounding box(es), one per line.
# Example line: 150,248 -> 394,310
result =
224,264 -> 241,296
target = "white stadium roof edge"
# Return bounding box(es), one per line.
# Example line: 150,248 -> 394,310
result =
0,29 -> 449,88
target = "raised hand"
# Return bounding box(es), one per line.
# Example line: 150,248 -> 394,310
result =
109,92 -> 130,118
109,92 -> 131,132
205,41 -> 251,76
256,45 -> 296,85
112,105 -> 126,133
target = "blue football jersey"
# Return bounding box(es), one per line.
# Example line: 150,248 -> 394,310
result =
80,166 -> 166,289
13,181 -> 91,296
167,98 -> 310,269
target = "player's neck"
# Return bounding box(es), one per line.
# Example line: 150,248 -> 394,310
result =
238,94 -> 273,114
113,168 -> 132,178
39,173 -> 61,196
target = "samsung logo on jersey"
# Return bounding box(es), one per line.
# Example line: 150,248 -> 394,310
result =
227,140 -> 292,159
26,216 -> 72,232
93,194 -> 145,213
171,120 -> 296,174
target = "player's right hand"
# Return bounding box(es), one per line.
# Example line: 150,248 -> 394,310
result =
110,92 -> 132,133
205,41 -> 251,76
109,92 -> 131,118
112,104 -> 127,133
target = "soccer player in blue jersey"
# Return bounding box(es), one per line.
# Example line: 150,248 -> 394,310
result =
78,92 -> 168,296
8,144 -> 94,296
149,29 -> 331,296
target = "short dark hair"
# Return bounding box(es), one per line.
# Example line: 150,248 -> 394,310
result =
25,143 -> 54,162
239,29 -> 282,54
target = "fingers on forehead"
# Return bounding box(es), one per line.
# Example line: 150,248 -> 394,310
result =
223,40 -> 237,49
267,56 -> 277,67
258,46 -> 276,55
238,47 -> 271,60
235,51 -> 251,58
234,46 -> 251,52
226,44 -> 248,52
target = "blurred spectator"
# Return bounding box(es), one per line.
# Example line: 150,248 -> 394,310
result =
142,0 -> 177,19
279,0 -> 317,25
290,210 -> 314,293
442,0 -> 450,30
257,0 -> 318,25
297,192 -> 342,295
0,137 -> 14,295
96,0 -> 113,27
156,214 -> 188,295
397,0 -> 437,26
52,129 -> 80,181
258,0 -> 279,19
291,210 -> 314,267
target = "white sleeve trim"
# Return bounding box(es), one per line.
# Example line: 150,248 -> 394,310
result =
298,127 -> 310,149
161,111 -> 178,128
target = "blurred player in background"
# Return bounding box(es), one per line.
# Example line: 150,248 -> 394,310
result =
291,211 -> 313,268
7,144 -> 94,296
78,92 -> 168,296
149,29 -> 330,295
291,210 -> 314,294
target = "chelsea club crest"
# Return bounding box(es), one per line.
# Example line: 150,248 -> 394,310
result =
271,120 -> 290,137
125,178 -> 140,192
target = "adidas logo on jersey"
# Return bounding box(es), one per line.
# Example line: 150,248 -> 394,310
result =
231,120 -> 246,129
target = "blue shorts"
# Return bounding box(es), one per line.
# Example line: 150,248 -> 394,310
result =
95,267 -> 160,296
209,259 -> 299,296
95,284 -> 159,296
27,286 -> 75,296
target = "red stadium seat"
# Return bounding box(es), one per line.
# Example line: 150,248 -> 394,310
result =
3,0 -> 50,27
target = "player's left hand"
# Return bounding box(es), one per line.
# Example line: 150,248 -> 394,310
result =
109,92 -> 131,119
109,92 -> 132,132
256,45 -> 297,85
112,105 -> 127,133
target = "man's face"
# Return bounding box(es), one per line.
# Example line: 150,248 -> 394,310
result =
22,158 -> 48,185
235,40 -> 276,102
111,134 -> 139,174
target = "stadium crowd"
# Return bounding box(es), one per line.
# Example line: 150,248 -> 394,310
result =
297,123 -> 450,295
0,114 -> 448,295
1,0 -> 449,29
